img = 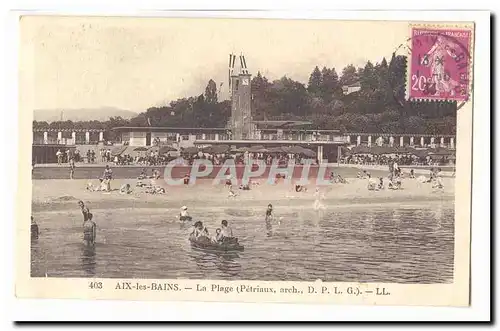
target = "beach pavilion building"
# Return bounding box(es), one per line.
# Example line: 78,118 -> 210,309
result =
111,69 -> 349,163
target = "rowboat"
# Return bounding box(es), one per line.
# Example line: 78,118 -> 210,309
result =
189,236 -> 244,252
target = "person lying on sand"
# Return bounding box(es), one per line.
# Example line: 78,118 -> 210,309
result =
409,169 -> 415,179
388,176 -> 402,190
120,183 -> 133,194
86,181 -> 95,191
378,177 -> 384,190
367,174 -> 377,190
336,174 -> 347,184
225,174 -> 233,187
145,186 -> 165,194
295,184 -> 307,192
417,175 -> 427,183
138,168 -> 147,180
239,183 -> 251,190
432,168 -> 444,189
228,185 -> 237,198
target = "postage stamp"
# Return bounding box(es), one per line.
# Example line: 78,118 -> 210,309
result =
15,14 -> 479,310
408,24 -> 474,102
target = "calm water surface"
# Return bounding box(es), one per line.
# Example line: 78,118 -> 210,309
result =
31,204 -> 454,283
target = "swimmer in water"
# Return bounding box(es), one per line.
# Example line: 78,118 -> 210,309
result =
265,204 -> 273,221
83,212 -> 96,247
313,188 -> 324,210
78,200 -> 90,223
179,206 -> 192,222
265,204 -> 274,234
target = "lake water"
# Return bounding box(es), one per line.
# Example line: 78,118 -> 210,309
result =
31,204 -> 454,283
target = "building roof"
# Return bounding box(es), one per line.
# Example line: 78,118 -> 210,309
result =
111,126 -> 228,132
194,139 -> 346,146
346,132 -> 455,138
252,120 -> 313,128
33,128 -> 105,133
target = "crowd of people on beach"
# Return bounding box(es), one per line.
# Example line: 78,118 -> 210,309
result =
181,152 -> 317,166
340,154 -> 452,166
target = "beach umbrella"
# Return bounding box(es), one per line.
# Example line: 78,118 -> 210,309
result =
248,145 -> 265,153
267,146 -> 284,153
159,146 -> 177,154
134,146 -> 149,152
182,146 -> 199,154
212,145 -> 230,154
201,145 -> 214,153
287,146 -> 305,154
299,147 -> 316,157
231,146 -> 249,153
111,146 -> 127,156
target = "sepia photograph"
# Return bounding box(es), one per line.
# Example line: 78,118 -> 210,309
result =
15,14 -> 479,307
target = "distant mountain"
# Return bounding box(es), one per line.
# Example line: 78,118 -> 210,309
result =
33,107 -> 138,122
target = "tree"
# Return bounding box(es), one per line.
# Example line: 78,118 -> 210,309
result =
307,66 -> 322,96
204,79 -> 218,104
320,67 -> 339,103
32,55 -> 456,136
339,64 -> 359,86
251,72 -> 271,120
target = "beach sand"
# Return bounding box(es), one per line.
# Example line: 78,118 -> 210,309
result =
32,176 -> 455,214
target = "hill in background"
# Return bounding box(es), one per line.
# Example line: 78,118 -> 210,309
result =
33,107 -> 137,122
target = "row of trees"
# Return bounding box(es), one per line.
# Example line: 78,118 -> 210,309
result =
33,54 -> 457,135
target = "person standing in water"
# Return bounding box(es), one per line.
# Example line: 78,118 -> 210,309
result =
31,216 -> 39,240
265,204 -> 273,222
313,187 -> 327,211
179,206 -> 192,222
83,213 -> 97,247
78,200 -> 90,223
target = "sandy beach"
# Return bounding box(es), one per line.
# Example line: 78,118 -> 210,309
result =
32,176 -> 454,213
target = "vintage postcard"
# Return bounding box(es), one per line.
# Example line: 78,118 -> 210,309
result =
16,13 -> 477,307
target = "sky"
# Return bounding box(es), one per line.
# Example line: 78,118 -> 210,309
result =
20,16 -> 408,113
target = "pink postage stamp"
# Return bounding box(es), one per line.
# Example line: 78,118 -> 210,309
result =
408,25 -> 473,102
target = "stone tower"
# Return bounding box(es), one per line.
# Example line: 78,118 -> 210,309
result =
228,53 -> 253,140
230,73 -> 252,140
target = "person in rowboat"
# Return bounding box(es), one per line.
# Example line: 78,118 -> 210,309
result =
221,220 -> 233,238
212,228 -> 223,243
191,221 -> 209,239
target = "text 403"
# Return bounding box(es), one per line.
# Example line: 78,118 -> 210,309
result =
89,281 -> 103,289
